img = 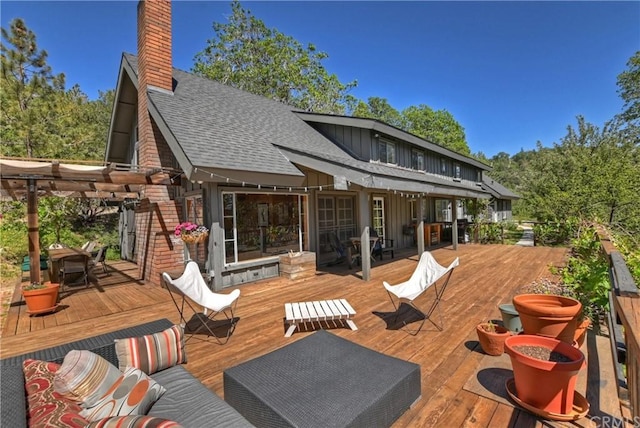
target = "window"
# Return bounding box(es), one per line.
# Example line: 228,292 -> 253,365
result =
412,149 -> 424,170
454,163 -> 461,181
379,140 -> 396,164
222,192 -> 307,264
435,199 -> 451,222
440,158 -> 447,174
318,195 -> 357,259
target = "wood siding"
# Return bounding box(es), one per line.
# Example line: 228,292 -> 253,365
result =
309,123 -> 482,183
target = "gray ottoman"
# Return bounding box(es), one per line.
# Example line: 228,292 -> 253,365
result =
224,330 -> 421,428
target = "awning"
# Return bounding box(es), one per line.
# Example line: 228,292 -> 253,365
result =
1,157 -> 182,285
0,158 -> 180,200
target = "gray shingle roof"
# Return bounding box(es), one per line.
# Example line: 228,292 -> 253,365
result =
482,174 -> 520,199
124,53 -> 346,177
120,53 -> 494,198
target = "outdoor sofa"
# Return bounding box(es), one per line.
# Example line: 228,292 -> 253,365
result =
0,318 -> 254,427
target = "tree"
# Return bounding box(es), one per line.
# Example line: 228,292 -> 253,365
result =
1,18 -> 65,157
617,50 -> 640,123
522,116 -> 640,234
402,105 -> 469,155
352,97 -> 405,128
193,1 -> 356,114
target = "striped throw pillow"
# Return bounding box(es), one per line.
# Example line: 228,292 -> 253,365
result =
87,416 -> 183,428
114,325 -> 186,375
54,350 -> 122,408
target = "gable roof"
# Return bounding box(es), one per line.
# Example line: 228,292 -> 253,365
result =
482,174 -> 520,199
107,53 -> 493,197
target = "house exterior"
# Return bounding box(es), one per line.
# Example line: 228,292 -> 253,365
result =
481,175 -> 520,222
106,0 -> 515,288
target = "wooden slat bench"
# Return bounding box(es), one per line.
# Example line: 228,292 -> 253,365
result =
284,299 -> 357,337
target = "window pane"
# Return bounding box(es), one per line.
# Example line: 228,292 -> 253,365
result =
387,142 -> 396,164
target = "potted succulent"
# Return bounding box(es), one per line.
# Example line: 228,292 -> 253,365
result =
504,334 -> 586,415
22,282 -> 60,315
476,320 -> 511,356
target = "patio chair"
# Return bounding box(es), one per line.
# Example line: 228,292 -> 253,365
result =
81,241 -> 97,253
89,246 -> 108,273
59,254 -> 89,289
327,232 -> 346,266
382,251 -> 459,335
162,261 -> 240,345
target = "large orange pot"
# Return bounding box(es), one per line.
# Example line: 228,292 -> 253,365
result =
22,282 -> 59,315
512,294 -> 581,344
573,318 -> 591,348
505,334 -> 585,415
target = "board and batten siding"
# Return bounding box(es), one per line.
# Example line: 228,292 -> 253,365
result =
311,123 -> 482,183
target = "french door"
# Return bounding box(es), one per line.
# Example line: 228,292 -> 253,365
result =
372,197 -> 386,245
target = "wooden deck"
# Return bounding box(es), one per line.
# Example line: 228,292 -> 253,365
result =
0,245 -> 628,427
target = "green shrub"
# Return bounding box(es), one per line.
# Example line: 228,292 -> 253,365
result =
559,224 -> 610,322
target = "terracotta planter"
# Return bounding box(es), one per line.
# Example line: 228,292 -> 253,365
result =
573,318 -> 591,348
22,282 -> 59,315
505,334 -> 585,415
512,294 -> 581,344
476,323 -> 511,356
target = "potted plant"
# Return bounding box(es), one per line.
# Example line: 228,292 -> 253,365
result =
22,282 -> 60,315
512,294 -> 581,344
174,222 -> 209,244
504,334 -> 586,415
520,278 -> 592,348
476,320 -> 511,356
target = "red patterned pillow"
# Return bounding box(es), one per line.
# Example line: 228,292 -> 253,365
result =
22,359 -> 89,428
115,325 -> 186,375
87,416 -> 183,427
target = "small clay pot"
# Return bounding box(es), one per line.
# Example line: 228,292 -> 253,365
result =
476,323 -> 511,356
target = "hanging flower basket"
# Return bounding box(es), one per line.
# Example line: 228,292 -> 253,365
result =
174,222 -> 209,244
181,231 -> 209,244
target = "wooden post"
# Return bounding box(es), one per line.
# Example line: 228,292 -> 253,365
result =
26,179 -> 41,284
358,191 -> 371,281
452,197 -> 458,250
417,196 -> 425,255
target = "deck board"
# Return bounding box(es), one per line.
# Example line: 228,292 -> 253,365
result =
0,244 -> 627,427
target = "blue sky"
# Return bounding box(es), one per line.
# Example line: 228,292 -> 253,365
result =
1,1 -> 638,158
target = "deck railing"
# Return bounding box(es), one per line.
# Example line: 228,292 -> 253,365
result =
602,239 -> 639,422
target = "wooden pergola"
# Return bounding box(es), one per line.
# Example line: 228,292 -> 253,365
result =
0,157 -> 181,284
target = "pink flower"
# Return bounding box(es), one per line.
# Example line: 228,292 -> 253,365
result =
174,222 -> 208,237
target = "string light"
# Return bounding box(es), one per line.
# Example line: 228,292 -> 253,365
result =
183,167 -> 433,194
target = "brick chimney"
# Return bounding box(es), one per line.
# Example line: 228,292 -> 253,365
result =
135,0 -> 184,285
137,0 -> 173,195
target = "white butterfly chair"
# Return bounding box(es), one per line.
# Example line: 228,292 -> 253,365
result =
383,251 -> 459,335
162,261 -> 240,345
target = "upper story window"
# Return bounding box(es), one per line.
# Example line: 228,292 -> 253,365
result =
454,163 -> 461,181
440,158 -> 447,175
477,170 -> 482,183
379,140 -> 396,164
412,149 -> 424,170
